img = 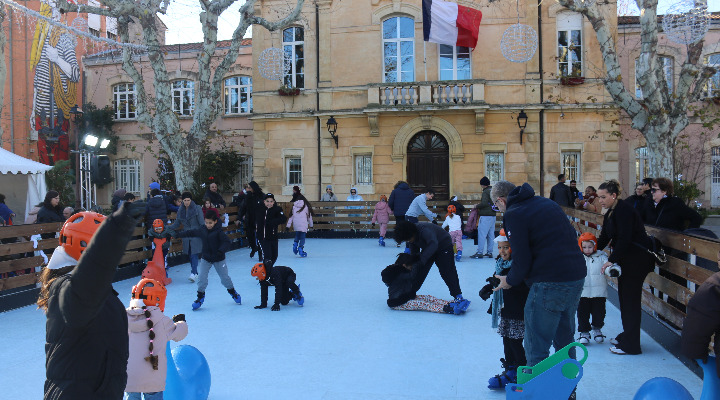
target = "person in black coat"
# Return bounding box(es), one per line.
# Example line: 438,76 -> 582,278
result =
37,190 -> 64,224
393,221 -> 470,314
38,201 -> 145,400
175,209 -> 241,310
255,193 -> 287,269
145,188 -> 168,231
246,181 -> 264,260
596,179 -> 655,355
204,182 -> 226,210
624,183 -> 645,210
388,181 -> 415,223
381,253 -> 457,313
681,269 -> 720,378
252,263 -> 304,311
643,177 -> 702,231
110,188 -> 126,212
549,174 -> 574,207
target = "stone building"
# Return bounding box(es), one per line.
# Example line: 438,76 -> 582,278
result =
250,0 -> 620,202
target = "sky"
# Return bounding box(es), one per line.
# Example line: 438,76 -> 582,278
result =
159,0 -> 720,46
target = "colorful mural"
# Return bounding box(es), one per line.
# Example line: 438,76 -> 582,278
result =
30,0 -> 79,165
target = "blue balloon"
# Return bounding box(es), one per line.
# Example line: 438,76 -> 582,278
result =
164,343 -> 211,400
633,377 -> 694,400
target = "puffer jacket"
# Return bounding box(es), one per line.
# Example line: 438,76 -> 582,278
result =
286,200 -> 313,233
371,201 -> 392,224
176,223 -> 231,262
381,263 -> 416,307
388,182 -> 415,216
145,196 -> 168,228
255,204 -> 287,241
125,305 -> 188,393
581,251 -> 609,298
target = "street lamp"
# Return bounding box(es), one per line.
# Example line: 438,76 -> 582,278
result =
517,110 -> 528,145
69,104 -> 83,208
327,116 -> 338,149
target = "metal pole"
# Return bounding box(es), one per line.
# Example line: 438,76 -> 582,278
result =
537,0 -> 545,196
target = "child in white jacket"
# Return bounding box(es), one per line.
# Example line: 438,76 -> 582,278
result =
442,205 -> 463,262
576,232 -> 609,345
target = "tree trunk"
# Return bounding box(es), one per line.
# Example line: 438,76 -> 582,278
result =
645,126 -> 675,178
161,135 -> 203,192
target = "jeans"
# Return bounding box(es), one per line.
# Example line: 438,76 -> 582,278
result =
294,231 -> 306,248
125,392 -> 163,400
477,216 -> 495,255
189,253 -> 199,275
524,279 -> 584,366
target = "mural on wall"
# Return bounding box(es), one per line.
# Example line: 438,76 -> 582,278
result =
30,0 -> 80,165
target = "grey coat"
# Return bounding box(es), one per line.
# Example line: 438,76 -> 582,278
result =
169,202 -> 204,255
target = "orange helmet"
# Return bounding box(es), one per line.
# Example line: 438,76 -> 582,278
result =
152,219 -> 164,230
251,263 -> 267,281
447,205 -> 456,214
131,278 -> 167,311
59,211 -> 106,260
578,232 -> 598,252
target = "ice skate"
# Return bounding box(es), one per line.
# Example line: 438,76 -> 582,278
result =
228,288 -> 242,304
299,247 -> 308,257
593,328 -> 606,343
447,294 -> 470,314
469,252 -> 482,259
577,331 -> 591,345
379,237 -> 386,247
292,287 -> 304,306
192,291 -> 205,310
487,359 -> 517,390
292,241 -> 299,255
455,250 -> 462,262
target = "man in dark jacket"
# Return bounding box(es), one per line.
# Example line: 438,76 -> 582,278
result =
246,181 -> 264,259
549,174 -> 574,207
388,181 -> 415,222
472,176 -> 496,258
145,188 -> 168,231
204,182 -> 226,210
492,181 -> 586,367
681,269 -> 720,379
393,221 -> 471,314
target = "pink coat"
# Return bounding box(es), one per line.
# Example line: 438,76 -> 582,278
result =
371,201 -> 392,224
286,199 -> 313,232
125,305 -> 188,393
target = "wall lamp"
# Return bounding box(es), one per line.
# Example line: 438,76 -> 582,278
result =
517,110 -> 528,145
327,116 -> 338,149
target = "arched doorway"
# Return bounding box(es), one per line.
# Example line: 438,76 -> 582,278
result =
407,130 -> 449,200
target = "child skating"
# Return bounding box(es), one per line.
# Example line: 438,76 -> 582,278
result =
255,193 -> 287,267
576,232 -> 609,344
371,195 -> 392,247
442,204 -> 463,261
251,263 -> 304,311
479,229 -> 529,390
125,278 -> 188,400
381,253 -> 457,314
286,194 -> 314,257
174,209 -> 242,310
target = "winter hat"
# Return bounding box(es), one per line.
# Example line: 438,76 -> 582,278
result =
149,182 -> 161,190
493,228 -> 509,243
113,188 -> 127,198
326,185 -> 333,190
480,176 -> 491,186
264,193 -> 275,201
578,232 -> 597,252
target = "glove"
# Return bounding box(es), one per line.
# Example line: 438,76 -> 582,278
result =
172,314 -> 186,322
371,223 -> 375,228
271,304 -> 280,311
431,219 -> 438,225
254,304 -> 267,309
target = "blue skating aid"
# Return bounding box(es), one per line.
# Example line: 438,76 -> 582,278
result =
506,358 -> 583,399
699,356 -> 719,400
633,377 -> 693,400
165,343 -> 211,400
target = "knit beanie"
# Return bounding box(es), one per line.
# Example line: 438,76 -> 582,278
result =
480,177 -> 490,186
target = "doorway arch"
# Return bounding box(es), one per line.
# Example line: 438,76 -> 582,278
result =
406,131 -> 449,200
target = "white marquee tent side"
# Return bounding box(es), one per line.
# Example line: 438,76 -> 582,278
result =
0,148 -> 53,224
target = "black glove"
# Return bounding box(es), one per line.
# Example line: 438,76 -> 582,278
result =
371,223 -> 375,228
125,201 -> 147,220
254,304 -> 267,309
431,219 -> 438,225
271,304 -> 280,311
172,314 -> 185,322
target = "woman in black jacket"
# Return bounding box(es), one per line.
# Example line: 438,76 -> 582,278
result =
38,202 -> 144,400
246,181 -> 265,260
255,193 -> 287,268
37,190 -> 64,224
643,177 -> 702,231
596,180 -> 655,355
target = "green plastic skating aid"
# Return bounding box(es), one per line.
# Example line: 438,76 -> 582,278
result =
506,358 -> 583,399
516,342 -> 588,385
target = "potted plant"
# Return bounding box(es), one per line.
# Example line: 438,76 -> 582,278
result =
560,75 -> 585,86
278,85 -> 301,96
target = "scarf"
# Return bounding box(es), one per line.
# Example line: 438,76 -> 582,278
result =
491,257 -> 513,329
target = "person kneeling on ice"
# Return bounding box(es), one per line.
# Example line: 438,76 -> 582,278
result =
125,278 -> 188,400
478,229 -> 529,390
174,209 -> 241,310
381,253 -> 458,314
393,221 -> 470,314
251,263 -> 304,311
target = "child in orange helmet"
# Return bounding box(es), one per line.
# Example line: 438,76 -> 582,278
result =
125,278 -> 188,400
442,204 -> 463,262
576,232 -> 610,345
251,263 -> 304,311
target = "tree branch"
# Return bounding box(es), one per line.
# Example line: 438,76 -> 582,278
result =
250,0 -> 305,31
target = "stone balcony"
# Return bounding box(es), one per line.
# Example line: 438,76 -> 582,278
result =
367,79 -> 485,108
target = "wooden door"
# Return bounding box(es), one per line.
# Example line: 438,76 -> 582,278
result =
406,131 -> 449,200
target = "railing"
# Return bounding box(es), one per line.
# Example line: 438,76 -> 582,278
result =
369,80 -> 483,107
432,82 -> 473,104
378,84 -> 420,106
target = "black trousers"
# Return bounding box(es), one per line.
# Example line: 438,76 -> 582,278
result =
247,224 -> 258,252
258,239 -> 278,268
616,269 -> 650,354
503,336 -> 526,369
410,246 -> 462,298
577,297 -> 606,332
394,215 -> 406,223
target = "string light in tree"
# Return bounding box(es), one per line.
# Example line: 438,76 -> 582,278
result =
257,47 -> 289,81
662,0 -> 709,45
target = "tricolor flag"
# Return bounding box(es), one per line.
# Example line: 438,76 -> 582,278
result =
422,0 -> 483,49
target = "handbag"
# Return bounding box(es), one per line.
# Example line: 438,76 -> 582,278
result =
634,234 -> 667,266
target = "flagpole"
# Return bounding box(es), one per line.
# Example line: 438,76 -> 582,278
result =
423,41 -> 427,81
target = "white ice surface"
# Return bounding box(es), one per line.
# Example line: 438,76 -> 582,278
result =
0,238 -> 703,399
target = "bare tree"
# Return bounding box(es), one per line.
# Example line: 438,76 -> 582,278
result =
58,0 -> 305,191
557,0 -> 716,178
0,5 -> 6,147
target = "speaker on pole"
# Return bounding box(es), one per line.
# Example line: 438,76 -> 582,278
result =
91,155 -> 113,185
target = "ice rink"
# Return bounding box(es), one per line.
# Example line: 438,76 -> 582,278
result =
1,238 -> 703,399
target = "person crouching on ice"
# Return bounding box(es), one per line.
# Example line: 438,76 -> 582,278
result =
382,253 -> 458,314
251,263 -> 304,311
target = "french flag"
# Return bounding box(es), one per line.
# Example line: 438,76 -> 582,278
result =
422,0 -> 483,49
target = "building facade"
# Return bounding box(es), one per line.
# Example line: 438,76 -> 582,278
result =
250,0 -> 620,202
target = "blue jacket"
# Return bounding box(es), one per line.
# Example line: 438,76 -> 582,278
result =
145,196 -> 168,228
503,183 -> 586,287
388,182 -> 415,216
176,223 -> 231,263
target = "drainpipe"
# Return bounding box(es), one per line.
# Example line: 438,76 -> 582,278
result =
8,7 -> 14,152
537,0 -> 545,196
315,3 -> 322,200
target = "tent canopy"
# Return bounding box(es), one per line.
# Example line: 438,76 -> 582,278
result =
0,148 -> 53,224
0,147 -> 53,174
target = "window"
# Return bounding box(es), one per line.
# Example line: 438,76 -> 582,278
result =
355,155 -> 373,185
172,80 -> 194,116
283,27 -> 304,89
557,13 -> 583,77
114,159 -> 141,194
635,56 -> 673,99
383,16 -> 415,83
286,157 -> 302,185
107,31 -> 117,41
635,147 -> 649,184
706,54 -> 720,98
113,83 -> 136,120
439,45 -> 471,80
233,156 -> 253,191
485,152 -> 504,183
224,76 -> 252,114
89,28 -> 100,37
561,151 -> 581,182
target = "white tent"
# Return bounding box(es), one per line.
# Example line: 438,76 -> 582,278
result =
0,147 -> 53,224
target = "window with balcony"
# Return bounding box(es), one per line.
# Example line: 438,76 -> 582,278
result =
224,76 -> 252,114
113,83 -> 136,120
706,54 -> 720,98
635,56 -> 673,99
484,152 -> 504,183
286,157 -> 302,185
283,27 -> 304,89
561,151 -> 581,182
383,16 -> 415,83
439,45 -> 471,80
114,159 -> 141,194
172,80 -> 194,116
557,13 -> 583,77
